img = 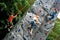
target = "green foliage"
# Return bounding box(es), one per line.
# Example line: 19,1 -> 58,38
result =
47,19 -> 60,40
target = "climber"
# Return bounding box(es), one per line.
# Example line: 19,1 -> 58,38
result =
7,12 -> 18,31
50,8 -> 58,19
47,8 -> 58,24
26,16 -> 37,36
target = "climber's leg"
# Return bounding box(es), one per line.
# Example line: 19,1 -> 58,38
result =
9,22 -> 13,28
30,28 -> 33,36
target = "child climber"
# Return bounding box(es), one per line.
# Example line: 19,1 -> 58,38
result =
7,12 -> 18,31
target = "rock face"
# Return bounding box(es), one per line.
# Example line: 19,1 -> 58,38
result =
3,0 -> 59,40
57,12 -> 60,19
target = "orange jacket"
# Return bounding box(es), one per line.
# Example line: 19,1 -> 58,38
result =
8,15 -> 15,22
